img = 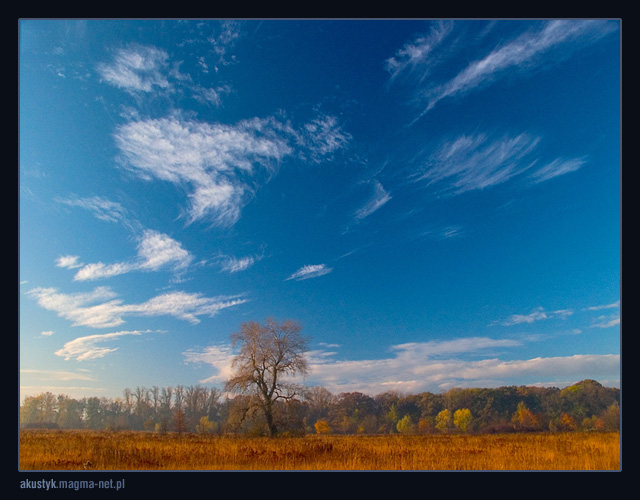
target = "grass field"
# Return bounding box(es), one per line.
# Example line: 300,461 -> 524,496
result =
19,430 -> 620,471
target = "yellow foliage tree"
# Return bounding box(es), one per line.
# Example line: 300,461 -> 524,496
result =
435,409 -> 452,433
396,414 -> 415,435
314,419 -> 331,435
196,416 -> 215,434
453,408 -> 473,433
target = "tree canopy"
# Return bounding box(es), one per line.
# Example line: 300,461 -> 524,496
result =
224,318 -> 309,437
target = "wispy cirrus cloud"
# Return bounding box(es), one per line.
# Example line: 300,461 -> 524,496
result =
97,41 -> 234,107
56,195 -> 132,225
59,230 -> 193,282
286,264 -> 333,281
414,131 -> 586,195
497,307 -> 574,327
416,132 -> 539,194
209,20 -> 243,68
393,20 -> 618,119
55,330 -> 157,361
585,300 -> 620,312
27,286 -> 247,329
217,254 -> 260,273
529,157 -> 588,184
97,44 -> 171,94
353,180 -> 392,221
20,369 -> 96,381
589,313 -> 620,329
297,114 -> 352,164
384,20 -> 453,85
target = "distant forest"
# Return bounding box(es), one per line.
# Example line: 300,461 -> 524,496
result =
20,379 -> 620,436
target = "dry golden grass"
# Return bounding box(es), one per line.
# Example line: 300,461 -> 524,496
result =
19,430 -> 620,471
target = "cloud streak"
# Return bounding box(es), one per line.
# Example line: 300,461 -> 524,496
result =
27,286 -> 247,328
56,195 -> 132,225
414,131 -> 586,195
21,369 -> 96,381
400,20 -> 618,118
354,180 -> 392,220
286,264 -> 333,281
217,255 -> 259,273
497,307 -> 574,326
62,230 -> 194,282
385,20 -> 453,86
55,330 -> 156,361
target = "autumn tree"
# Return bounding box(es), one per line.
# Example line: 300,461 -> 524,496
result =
435,409 -> 452,433
225,318 -> 309,437
196,416 -> 216,434
454,408 -> 473,433
314,419 -> 331,434
396,414 -> 415,434
512,401 -> 540,431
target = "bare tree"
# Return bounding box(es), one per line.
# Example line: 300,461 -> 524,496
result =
225,318 -> 309,437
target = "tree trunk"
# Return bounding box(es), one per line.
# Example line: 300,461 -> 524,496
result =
264,404 -> 277,437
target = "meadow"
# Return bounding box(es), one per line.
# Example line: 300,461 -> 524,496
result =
19,429 -> 620,471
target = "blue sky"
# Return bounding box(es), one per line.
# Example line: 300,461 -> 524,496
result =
19,19 -> 621,401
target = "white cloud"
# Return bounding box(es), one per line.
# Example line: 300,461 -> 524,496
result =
27,286 -> 247,329
529,157 -> 587,183
391,337 -> 521,358
70,230 -> 193,282
183,344 -> 236,384
416,20 -> 617,115
186,336 -> 619,395
21,369 -> 96,381
591,315 -> 620,329
114,116 -> 293,226
110,89 -> 349,225
417,132 -> 540,194
218,255 -> 257,273
498,307 -> 574,327
55,330 -> 154,361
56,255 -> 83,269
501,307 -> 549,326
414,131 -> 588,195
286,264 -> 333,281
73,261 -> 134,282
385,20 -> 453,84
56,195 -> 130,225
210,20 -> 243,65
306,341 -> 618,395
97,44 -> 171,94
135,230 -> 193,272
297,114 -> 352,164
354,180 -> 392,220
585,301 -> 620,311
191,84 -> 231,107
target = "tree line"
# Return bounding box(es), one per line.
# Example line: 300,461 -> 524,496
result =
20,320 -> 620,436
19,378 -> 619,435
